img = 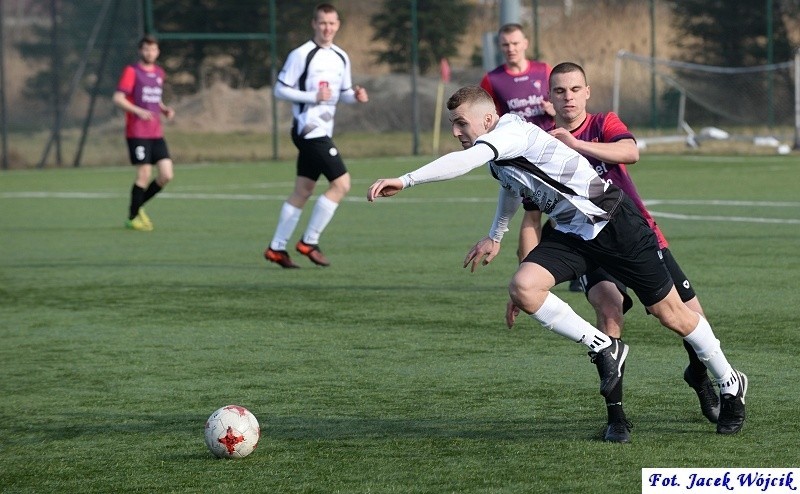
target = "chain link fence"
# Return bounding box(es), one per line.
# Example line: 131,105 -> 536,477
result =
2,0 -> 797,168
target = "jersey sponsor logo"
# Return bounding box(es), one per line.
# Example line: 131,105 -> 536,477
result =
510,108 -> 546,119
141,86 -> 162,104
495,166 -> 560,215
595,163 -> 609,176
507,94 -> 545,110
527,188 -> 560,215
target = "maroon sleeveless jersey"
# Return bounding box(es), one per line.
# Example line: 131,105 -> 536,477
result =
480,60 -> 554,130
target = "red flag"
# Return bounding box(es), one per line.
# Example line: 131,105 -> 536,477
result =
439,58 -> 451,83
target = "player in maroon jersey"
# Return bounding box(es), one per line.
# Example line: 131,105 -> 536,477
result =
479,23 -> 554,130
508,62 -> 721,442
368,85 -> 746,442
113,35 -> 175,231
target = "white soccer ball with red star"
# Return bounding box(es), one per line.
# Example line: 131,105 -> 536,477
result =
204,405 -> 260,458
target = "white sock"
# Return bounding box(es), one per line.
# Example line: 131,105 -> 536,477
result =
531,292 -> 611,351
717,369 -> 742,397
682,316 -> 739,395
270,202 -> 302,251
302,195 -> 338,245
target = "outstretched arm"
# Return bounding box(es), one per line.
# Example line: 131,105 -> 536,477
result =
367,144 -> 495,202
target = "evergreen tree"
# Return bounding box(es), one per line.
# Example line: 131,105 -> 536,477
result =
667,0 -> 797,66
16,1 -> 140,106
16,0 -> 304,103
370,0 -> 474,74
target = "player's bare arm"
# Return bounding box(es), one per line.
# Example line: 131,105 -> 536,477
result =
549,130 -> 639,165
160,102 -> 175,120
113,91 -> 154,120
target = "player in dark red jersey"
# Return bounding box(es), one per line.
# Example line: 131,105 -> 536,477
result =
367,85 -> 746,442
113,35 -> 175,231
509,62 -> 721,442
479,23 -> 554,130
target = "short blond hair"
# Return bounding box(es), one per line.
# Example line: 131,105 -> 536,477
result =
446,85 -> 494,111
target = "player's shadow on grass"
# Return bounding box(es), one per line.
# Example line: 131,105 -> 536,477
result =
30,413 -> 597,442
21,407 -> 712,451
260,414 -> 700,443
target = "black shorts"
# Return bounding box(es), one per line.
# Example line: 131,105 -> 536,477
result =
291,125 -> 347,182
579,248 -> 695,315
126,138 -> 170,165
523,195 -> 674,308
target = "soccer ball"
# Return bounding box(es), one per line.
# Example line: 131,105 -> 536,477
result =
204,405 -> 260,459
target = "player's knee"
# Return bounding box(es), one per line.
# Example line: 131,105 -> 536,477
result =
332,174 -> 351,195
508,274 -> 542,309
324,179 -> 350,202
156,161 -> 174,185
158,172 -> 173,186
290,191 -> 312,205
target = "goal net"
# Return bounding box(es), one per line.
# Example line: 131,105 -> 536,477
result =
612,50 -> 800,152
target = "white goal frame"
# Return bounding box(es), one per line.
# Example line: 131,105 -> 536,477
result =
613,49 -> 800,151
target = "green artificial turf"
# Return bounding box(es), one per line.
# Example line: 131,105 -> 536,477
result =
1,154 -> 798,493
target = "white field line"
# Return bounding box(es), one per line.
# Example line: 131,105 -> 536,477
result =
1,192 -> 798,225
646,210 -> 800,225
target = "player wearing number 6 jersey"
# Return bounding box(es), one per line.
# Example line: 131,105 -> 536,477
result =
113,35 -> 175,232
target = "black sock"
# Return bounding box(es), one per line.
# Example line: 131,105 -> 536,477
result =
607,401 -> 627,423
129,184 -> 146,220
684,340 -> 707,377
599,361 -> 626,423
142,180 -> 162,204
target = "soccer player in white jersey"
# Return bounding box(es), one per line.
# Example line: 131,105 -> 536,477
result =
264,3 -> 368,268
367,85 -> 747,438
